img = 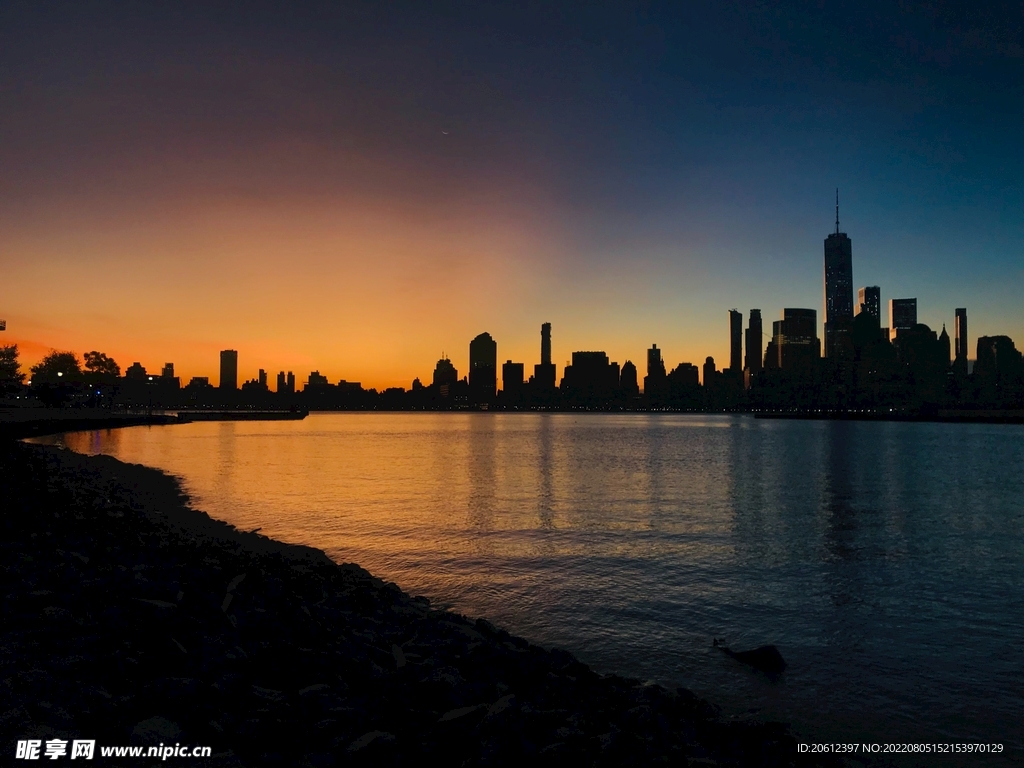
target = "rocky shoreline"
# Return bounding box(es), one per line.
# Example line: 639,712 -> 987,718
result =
1,439 -> 838,766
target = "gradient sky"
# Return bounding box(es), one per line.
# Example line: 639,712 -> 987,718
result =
2,1 -> 1022,388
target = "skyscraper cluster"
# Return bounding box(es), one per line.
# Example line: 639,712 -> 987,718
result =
721,193 -> 971,385
703,191 -> 1024,412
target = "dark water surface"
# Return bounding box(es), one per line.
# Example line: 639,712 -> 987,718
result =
38,414 -> 1024,765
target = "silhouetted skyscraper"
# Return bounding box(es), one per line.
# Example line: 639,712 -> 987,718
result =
852,298 -> 883,351
955,308 -> 968,360
644,344 -> 667,399
561,351 -> 619,404
647,344 -> 666,379
219,350 -> 238,390
889,298 -> 917,341
620,360 -> 639,396
745,309 -> 763,374
276,371 -> 286,393
824,191 -> 854,359
469,332 -> 497,403
533,322 -> 556,391
161,363 -> 174,378
286,371 -> 295,394
502,360 -> 524,398
125,362 -> 147,381
857,286 -> 880,321
702,356 -> 716,387
728,310 -> 742,372
258,369 -> 267,387
768,309 -> 820,371
669,362 -> 700,387
975,336 -> 1023,384
310,371 -> 328,386
432,356 -> 458,388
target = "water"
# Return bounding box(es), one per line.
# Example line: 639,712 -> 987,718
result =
36,414 -> 1024,764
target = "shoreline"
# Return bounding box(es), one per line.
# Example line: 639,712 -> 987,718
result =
6,405 -> 1024,433
0,410 -> 182,441
1,435 -> 838,766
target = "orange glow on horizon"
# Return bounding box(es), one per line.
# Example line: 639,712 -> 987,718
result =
4,183 -> 742,389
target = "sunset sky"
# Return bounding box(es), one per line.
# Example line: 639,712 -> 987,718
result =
2,1 -> 1022,389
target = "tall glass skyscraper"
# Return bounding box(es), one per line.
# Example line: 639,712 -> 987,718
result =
889,298 -> 918,341
824,191 -> 854,359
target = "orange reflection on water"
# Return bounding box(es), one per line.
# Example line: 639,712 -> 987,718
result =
54,413 -> 735,602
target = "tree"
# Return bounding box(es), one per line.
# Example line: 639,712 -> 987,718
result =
0,345 -> 26,393
83,350 -> 121,379
30,351 -> 82,385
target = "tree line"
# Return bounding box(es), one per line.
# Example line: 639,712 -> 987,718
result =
0,346 -> 121,398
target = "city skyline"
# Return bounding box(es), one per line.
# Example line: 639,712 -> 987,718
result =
2,3 -> 1021,389
4,190 -> 1014,390
10,291 -> 999,396
5,199 -> 999,393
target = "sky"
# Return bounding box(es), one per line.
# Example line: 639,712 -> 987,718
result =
2,1 -> 1022,389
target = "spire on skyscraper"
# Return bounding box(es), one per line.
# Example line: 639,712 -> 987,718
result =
835,188 -> 840,235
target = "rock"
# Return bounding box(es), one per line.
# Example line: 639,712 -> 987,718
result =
391,644 -> 406,668
131,716 -> 183,744
226,574 -> 246,592
346,730 -> 393,752
438,704 -> 482,722
715,641 -> 787,675
133,598 -> 176,609
487,693 -> 515,716
250,685 -> 285,702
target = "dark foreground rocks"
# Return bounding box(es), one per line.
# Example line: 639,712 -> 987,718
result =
0,441 -> 837,766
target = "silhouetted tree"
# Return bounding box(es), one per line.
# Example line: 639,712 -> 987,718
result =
29,351 -> 83,406
83,350 -> 121,379
30,351 -> 82,384
0,345 -> 27,393
81,351 -> 121,408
